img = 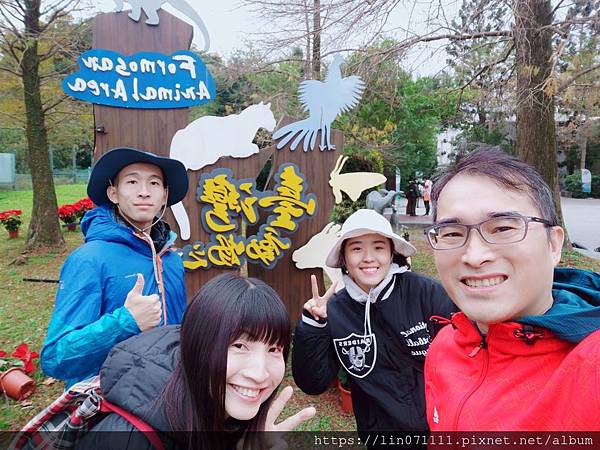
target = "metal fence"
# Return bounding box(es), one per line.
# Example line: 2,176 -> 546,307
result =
6,169 -> 91,190
1,146 -> 92,190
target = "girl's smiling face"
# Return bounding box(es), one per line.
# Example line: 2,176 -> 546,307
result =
224,334 -> 285,420
343,233 -> 393,292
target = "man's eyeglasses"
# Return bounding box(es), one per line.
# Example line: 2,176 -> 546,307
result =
424,214 -> 554,250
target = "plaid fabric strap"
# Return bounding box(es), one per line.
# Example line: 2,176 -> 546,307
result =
12,376 -> 164,450
11,377 -> 101,450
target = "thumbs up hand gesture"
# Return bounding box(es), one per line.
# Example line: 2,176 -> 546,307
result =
124,273 -> 162,331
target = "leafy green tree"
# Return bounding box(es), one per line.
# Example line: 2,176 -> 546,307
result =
555,29 -> 600,174
336,43 -> 459,189
446,0 -> 514,137
193,47 -> 304,120
0,1 -> 90,250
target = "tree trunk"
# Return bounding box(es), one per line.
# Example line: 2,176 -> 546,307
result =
21,1 -> 64,250
312,0 -> 321,79
512,0 -> 571,247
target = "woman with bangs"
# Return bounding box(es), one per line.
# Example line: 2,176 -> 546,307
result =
77,273 -> 315,450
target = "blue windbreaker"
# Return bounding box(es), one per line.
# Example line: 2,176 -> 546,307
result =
41,205 -> 187,387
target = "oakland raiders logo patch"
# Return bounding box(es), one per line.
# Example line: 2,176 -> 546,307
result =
333,333 -> 377,378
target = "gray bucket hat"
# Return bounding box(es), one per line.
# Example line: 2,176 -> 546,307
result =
87,147 -> 188,207
325,209 -> 416,268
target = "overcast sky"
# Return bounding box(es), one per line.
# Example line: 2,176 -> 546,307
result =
92,0 -> 459,76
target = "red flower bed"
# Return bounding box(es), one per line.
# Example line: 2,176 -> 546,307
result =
58,204 -> 78,224
58,198 -> 95,224
73,198 -> 94,220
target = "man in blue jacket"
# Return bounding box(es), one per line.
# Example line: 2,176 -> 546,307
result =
41,147 -> 189,387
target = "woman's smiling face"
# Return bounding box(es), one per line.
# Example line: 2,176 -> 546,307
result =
224,334 -> 285,421
343,233 -> 393,292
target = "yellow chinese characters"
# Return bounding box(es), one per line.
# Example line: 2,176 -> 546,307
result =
182,164 -> 317,270
258,165 -> 316,232
245,226 -> 291,266
183,242 -> 208,270
200,174 -> 258,232
207,234 -> 245,267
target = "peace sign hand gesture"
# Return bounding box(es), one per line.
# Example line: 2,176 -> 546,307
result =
265,386 -> 316,432
303,275 -> 337,321
236,387 -> 315,450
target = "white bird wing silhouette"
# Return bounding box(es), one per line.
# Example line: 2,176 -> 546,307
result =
274,56 -> 364,152
298,79 -> 326,114
298,76 -> 365,121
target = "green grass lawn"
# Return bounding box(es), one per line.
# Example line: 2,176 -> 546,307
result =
1,186 -> 600,432
0,185 -> 89,431
0,184 -> 88,226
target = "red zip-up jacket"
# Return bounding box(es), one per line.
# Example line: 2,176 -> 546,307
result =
425,312 -> 600,431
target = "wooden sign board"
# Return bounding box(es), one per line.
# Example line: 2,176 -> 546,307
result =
92,11 -> 193,158
92,13 -> 345,322
247,117 -> 342,321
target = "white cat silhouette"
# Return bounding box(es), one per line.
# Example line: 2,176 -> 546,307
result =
169,102 -> 276,240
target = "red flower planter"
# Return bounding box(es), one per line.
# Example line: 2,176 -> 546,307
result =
65,223 -> 77,232
0,368 -> 35,400
8,230 -> 18,239
337,380 -> 353,414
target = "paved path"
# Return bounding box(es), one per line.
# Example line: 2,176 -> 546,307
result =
393,198 -> 432,226
561,197 -> 600,260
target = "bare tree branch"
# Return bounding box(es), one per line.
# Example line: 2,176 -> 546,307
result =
558,63 -> 600,94
42,93 -> 71,114
0,64 -> 22,77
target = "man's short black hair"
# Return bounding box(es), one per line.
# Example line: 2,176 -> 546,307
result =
431,148 -> 559,226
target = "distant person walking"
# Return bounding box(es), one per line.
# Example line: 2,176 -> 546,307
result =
405,178 -> 419,216
422,177 -> 432,216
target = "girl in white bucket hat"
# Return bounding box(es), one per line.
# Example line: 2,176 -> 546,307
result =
291,209 -> 455,436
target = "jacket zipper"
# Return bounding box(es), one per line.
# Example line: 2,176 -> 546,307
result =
430,316 -> 452,326
135,231 -> 168,326
452,331 -> 490,431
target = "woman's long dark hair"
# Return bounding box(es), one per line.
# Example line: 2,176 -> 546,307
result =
162,273 -> 291,449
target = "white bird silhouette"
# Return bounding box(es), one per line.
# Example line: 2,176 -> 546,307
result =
273,54 -> 364,152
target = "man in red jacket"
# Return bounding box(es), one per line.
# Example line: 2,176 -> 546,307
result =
424,148 -> 600,431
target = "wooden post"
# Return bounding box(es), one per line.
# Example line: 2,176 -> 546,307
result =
247,116 -> 342,324
92,10 -> 192,158
92,10 -> 205,299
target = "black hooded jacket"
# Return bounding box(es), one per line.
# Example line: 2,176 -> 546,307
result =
76,326 -> 181,450
292,271 -> 455,434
